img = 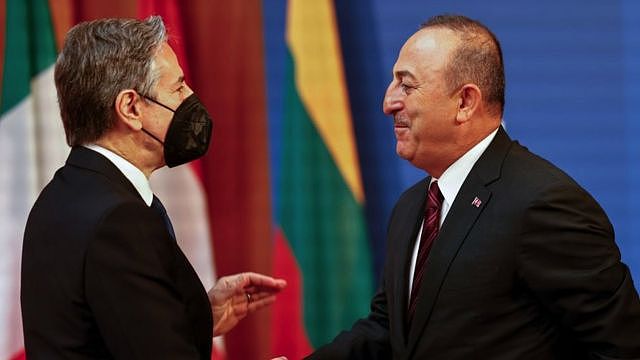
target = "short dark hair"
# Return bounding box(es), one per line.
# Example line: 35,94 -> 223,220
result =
54,16 -> 167,146
421,14 -> 505,117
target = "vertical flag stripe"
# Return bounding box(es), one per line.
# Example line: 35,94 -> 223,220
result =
1,0 -> 29,114
47,0 -> 73,51
180,1 -> 275,358
1,0 -> 67,359
285,0 -> 364,203
279,44 -> 372,346
271,228 -> 313,358
137,2 -> 224,358
1,0 -> 57,114
1,0 -> 5,94
29,0 -> 57,75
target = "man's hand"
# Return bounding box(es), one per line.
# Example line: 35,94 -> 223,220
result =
209,272 -> 287,336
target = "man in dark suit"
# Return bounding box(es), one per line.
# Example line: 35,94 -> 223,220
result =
309,14 -> 640,359
21,17 -> 286,359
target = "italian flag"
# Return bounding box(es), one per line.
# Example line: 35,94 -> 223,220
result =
0,1 -> 224,358
271,0 -> 373,357
0,0 -> 68,358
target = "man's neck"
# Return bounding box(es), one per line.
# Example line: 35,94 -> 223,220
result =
94,137 -> 158,178
424,123 -> 501,177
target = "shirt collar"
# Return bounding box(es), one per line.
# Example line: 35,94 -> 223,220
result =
83,144 -> 154,206
432,128 -> 499,207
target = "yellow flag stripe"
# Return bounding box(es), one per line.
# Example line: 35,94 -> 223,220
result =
286,0 -> 364,203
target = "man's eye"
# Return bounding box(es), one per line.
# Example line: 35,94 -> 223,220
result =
401,83 -> 413,93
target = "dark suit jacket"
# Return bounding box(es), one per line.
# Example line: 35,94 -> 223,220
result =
21,147 -> 212,359
310,127 -> 640,359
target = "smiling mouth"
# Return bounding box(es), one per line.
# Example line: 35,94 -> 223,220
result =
394,120 -> 409,129
393,114 -> 409,127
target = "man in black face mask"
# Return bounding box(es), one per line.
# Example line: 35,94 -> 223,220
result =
140,92 -> 212,168
20,16 -> 286,360
142,94 -> 212,167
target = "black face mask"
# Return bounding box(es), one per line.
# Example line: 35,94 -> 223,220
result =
141,93 -> 213,168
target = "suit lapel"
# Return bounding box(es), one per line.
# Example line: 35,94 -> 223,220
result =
405,127 -> 512,355
406,174 -> 490,349
388,178 -> 429,346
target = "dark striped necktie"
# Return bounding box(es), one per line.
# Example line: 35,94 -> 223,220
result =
151,195 -> 176,240
407,180 -> 444,323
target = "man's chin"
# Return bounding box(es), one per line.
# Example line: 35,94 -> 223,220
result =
395,145 -> 413,162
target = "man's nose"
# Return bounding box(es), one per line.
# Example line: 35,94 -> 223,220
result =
185,84 -> 194,98
383,84 -> 402,115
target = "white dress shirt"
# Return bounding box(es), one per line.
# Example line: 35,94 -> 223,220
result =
83,144 -> 154,206
407,128 -> 499,299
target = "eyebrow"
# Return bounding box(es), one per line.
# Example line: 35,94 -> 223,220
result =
394,70 -> 417,81
173,75 -> 185,87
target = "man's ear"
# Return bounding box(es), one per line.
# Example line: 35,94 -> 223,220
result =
455,84 -> 482,123
115,89 -> 143,131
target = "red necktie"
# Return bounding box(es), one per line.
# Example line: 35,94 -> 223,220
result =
407,181 -> 444,322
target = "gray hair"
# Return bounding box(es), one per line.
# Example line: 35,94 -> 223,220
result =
54,16 -> 167,146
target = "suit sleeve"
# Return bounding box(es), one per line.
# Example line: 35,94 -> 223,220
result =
518,181 -> 640,358
84,202 -> 202,359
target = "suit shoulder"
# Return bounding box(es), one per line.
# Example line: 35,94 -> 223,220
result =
24,163 -> 146,249
502,141 -> 586,192
496,141 -> 607,218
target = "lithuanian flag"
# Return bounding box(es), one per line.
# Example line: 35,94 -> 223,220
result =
271,0 -> 373,357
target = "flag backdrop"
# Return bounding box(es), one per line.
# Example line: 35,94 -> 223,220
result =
0,0 -> 69,358
271,0 -> 372,356
2,1 -> 640,360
